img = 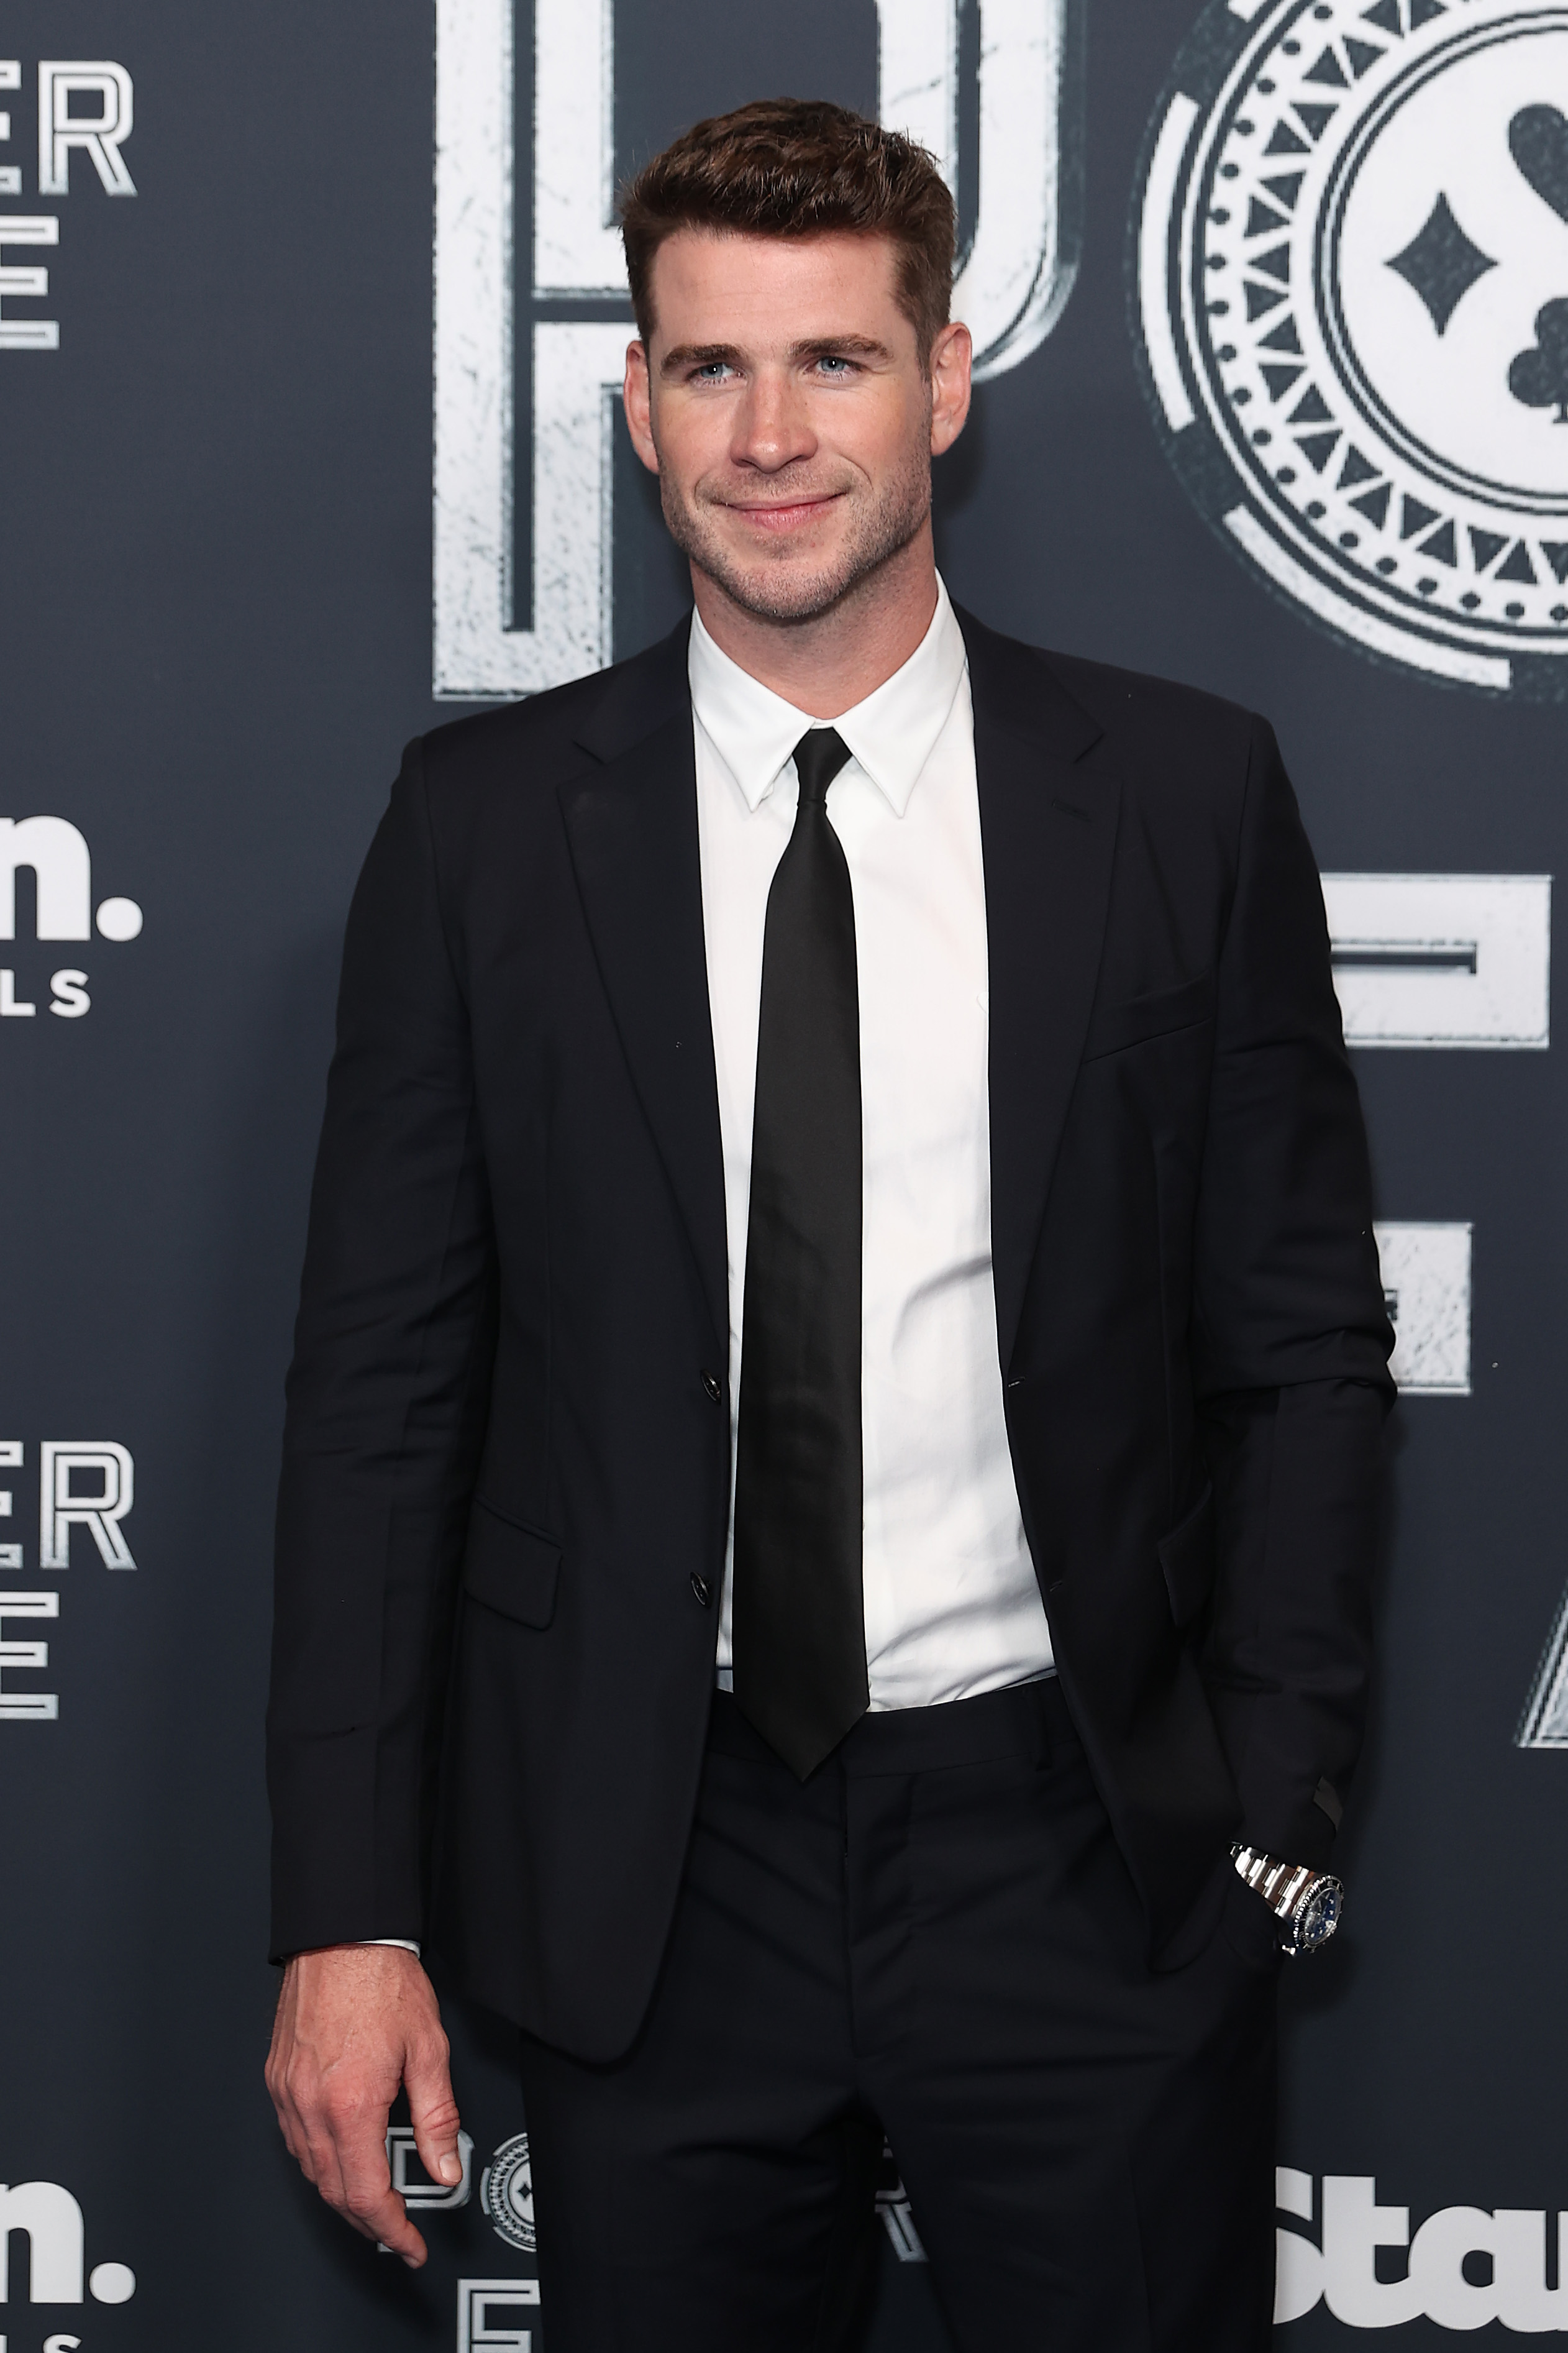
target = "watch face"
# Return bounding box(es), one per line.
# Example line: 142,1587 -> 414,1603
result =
1297,1879 -> 1344,1950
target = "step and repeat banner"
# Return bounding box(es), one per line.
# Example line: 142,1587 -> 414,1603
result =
4,1 -> 1566,2346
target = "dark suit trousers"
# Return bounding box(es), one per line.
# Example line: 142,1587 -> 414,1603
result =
517,1679 -> 1280,2352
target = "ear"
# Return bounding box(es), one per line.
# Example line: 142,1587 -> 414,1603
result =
929,320 -> 973,457
622,341 -> 660,475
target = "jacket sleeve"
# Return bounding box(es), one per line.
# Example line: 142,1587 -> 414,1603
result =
1192,716 -> 1395,1871
266,737 -> 496,1960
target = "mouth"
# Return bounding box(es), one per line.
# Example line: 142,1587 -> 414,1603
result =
721,492 -> 844,535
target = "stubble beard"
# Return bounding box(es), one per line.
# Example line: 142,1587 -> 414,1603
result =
657,441 -> 934,626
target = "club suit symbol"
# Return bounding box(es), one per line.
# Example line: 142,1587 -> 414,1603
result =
1510,298 -> 1568,423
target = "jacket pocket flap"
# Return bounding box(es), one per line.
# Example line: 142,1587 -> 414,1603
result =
1158,1483 -> 1216,1629
1082,969 -> 1216,1062
462,1501 -> 562,1629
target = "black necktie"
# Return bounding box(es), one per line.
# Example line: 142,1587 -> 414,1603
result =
732,727 -> 868,1780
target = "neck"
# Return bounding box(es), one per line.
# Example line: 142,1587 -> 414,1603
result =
689,523 -> 939,719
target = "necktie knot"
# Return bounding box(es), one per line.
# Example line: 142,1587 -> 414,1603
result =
793,727 -> 851,808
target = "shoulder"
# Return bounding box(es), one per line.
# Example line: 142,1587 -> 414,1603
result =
955,604 -> 1269,784
1041,651 -> 1264,770
408,616 -> 693,810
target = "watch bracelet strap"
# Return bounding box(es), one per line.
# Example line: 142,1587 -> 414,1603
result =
1231,1842 -> 1315,1924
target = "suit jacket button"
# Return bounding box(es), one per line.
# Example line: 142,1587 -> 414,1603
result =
691,1574 -> 712,1607
700,1371 -> 722,1404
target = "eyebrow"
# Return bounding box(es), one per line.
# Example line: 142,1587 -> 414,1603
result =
659,334 -> 893,377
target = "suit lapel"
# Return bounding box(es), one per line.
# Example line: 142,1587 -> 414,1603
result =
558,624 -> 729,1351
959,610 -> 1121,1375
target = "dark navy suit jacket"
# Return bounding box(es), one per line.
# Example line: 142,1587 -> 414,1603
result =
267,608 -> 1393,2058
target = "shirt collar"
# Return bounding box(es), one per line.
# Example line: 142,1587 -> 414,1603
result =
687,575 -> 968,820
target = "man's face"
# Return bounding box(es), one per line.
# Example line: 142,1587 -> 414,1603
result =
623,229 -> 970,624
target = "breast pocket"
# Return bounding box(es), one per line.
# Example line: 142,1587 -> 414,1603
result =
1081,969 -> 1216,1062
462,1498 -> 562,1629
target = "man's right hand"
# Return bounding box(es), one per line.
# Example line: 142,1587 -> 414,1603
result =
265,1943 -> 462,2267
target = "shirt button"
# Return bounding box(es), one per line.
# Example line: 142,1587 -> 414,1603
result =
691,1574 -> 713,1607
700,1371 -> 722,1404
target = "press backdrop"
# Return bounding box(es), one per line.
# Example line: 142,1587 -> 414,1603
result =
6,2 -> 1568,2347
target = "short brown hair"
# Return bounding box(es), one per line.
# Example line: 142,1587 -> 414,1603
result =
618,98 -> 955,357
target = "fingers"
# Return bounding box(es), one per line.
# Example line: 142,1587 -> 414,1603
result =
286,2063 -> 429,2266
329,2096 -> 427,2263
406,2024 -> 464,2193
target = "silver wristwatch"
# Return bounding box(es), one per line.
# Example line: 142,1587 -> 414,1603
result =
1230,1842 -> 1345,1957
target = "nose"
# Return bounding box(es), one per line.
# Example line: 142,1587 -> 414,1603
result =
730,364 -> 818,473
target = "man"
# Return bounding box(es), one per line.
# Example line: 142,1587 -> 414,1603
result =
266,98 -> 1393,2352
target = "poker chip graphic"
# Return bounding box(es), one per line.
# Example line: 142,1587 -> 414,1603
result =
1136,0 -> 1568,694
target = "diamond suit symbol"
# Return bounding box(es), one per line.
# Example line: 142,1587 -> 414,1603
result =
1387,194 -> 1498,332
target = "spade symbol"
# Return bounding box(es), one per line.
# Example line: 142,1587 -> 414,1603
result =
1510,106 -> 1568,225
1509,299 -> 1568,423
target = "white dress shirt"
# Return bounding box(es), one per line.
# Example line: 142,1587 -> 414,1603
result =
691,577 -> 1054,1711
